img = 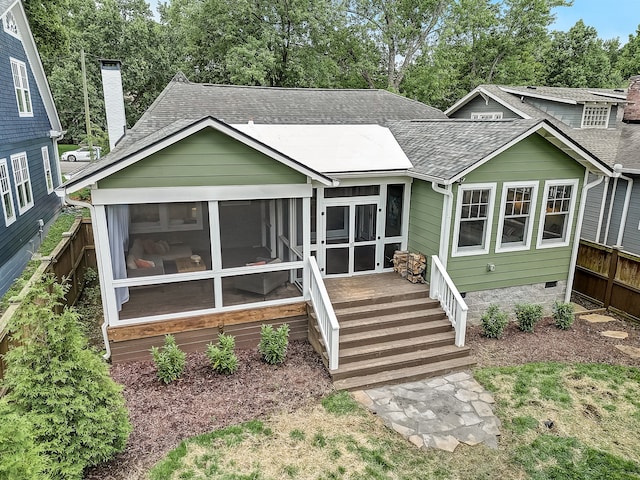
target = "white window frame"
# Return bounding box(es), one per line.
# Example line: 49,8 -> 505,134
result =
11,152 -> 34,214
471,111 -> 503,120
42,146 -> 54,193
0,159 -> 16,226
536,179 -> 579,249
2,11 -> 19,38
10,58 -> 33,117
581,104 -> 611,129
495,181 -> 539,253
452,182 -> 496,257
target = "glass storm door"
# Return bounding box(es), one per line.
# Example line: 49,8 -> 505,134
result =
324,202 -> 378,276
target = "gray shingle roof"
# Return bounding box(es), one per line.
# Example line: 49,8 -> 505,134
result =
500,85 -> 627,103
0,0 -> 15,15
459,85 -> 624,167
389,119 -> 543,180
65,75 -> 446,188
617,124 -> 640,170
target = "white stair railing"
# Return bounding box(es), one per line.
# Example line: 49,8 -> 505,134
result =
307,256 -> 340,370
430,255 -> 468,347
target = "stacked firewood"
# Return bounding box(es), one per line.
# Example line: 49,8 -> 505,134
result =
392,250 -> 426,283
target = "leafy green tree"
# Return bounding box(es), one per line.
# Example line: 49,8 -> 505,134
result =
1,279 -> 131,480
618,25 -> 640,81
543,20 -> 622,87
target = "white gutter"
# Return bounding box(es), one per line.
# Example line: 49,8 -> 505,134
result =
616,173 -> 633,247
595,176 -> 609,243
431,182 -> 453,268
60,191 -> 112,360
603,176 -> 618,244
565,172 -> 605,303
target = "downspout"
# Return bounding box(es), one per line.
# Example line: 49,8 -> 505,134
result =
565,172 -> 605,303
595,176 -> 609,243
431,182 -> 453,268
615,170 -> 633,247
62,193 -> 112,360
603,176 -> 618,244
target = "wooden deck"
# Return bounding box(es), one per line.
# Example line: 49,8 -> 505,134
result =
324,272 -> 430,304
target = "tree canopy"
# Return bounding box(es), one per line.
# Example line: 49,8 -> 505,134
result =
27,0 -> 638,142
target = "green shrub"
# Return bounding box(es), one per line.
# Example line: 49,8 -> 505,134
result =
151,334 -> 186,384
207,333 -> 239,375
0,399 -> 50,479
553,301 -> 575,330
1,279 -> 131,479
515,303 -> 543,333
258,324 -> 290,365
480,304 -> 509,338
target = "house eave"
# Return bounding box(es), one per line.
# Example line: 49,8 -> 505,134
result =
444,86 -> 532,119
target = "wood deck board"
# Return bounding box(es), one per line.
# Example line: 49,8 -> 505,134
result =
324,272 -> 428,304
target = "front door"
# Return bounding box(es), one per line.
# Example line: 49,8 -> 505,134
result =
324,201 -> 378,276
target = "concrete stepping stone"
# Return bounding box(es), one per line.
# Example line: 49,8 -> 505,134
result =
600,330 -> 629,339
615,345 -> 640,358
581,313 -> 615,323
570,302 -> 587,313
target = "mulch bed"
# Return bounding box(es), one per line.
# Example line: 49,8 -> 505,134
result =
85,341 -> 333,480
85,313 -> 640,479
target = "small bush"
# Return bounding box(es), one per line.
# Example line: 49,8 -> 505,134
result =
151,334 -> 186,383
258,324 -> 290,365
480,304 -> 509,338
206,333 -> 239,375
553,301 -> 575,330
515,303 -> 543,333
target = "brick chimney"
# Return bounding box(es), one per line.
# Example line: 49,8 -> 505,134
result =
100,59 -> 127,149
623,75 -> 640,123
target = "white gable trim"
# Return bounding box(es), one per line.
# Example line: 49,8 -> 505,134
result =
11,1 -> 62,133
58,118 -> 335,194
447,122 -> 611,185
444,86 -> 531,119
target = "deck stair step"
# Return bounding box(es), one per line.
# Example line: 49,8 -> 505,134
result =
330,290 -> 431,310
337,308 -> 446,334
331,345 -> 471,381
333,356 -> 476,391
339,331 -> 456,363
333,298 -> 441,321
308,275 -> 474,390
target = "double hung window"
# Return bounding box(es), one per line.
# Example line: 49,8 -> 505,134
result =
537,180 -> 578,248
42,146 -> 54,193
11,153 -> 33,214
453,183 -> 496,256
0,159 -> 16,226
10,58 -> 32,116
496,182 -> 538,252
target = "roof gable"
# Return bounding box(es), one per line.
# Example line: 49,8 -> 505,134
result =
58,117 -> 334,193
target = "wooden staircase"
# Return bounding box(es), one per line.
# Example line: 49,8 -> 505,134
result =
308,283 -> 475,391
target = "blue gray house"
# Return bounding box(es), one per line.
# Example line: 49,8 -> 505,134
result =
0,0 -> 63,296
446,81 -> 640,257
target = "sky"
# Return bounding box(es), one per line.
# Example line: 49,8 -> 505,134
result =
551,0 -> 639,41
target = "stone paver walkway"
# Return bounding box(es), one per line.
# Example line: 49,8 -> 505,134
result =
352,371 -> 500,452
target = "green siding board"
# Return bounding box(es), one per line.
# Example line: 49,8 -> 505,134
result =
408,180 -> 443,272
99,129 -> 307,189
446,134 -> 585,292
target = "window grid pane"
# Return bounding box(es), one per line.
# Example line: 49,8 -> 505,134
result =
541,183 -> 574,243
11,59 -> 32,115
11,153 -> 33,213
458,188 -> 490,249
0,160 -> 15,223
501,186 -> 533,246
582,106 -> 609,128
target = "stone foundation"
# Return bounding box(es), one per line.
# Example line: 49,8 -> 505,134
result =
463,281 -> 567,324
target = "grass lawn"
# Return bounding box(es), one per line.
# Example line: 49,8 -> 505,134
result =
150,363 -> 640,480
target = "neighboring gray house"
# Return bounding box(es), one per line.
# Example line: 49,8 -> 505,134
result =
446,79 -> 640,256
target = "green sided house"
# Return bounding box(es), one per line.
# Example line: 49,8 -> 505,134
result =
56,72 -> 611,389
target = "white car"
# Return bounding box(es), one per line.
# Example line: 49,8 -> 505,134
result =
61,146 -> 101,162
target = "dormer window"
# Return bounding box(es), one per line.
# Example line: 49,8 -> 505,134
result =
2,11 -> 19,38
581,104 -> 610,128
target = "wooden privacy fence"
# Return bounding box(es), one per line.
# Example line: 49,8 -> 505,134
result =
0,216 -> 97,383
573,239 -> 640,321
